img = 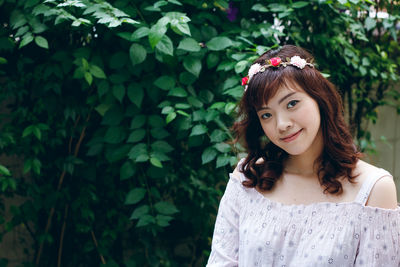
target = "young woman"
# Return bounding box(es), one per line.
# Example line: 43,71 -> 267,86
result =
207,45 -> 399,266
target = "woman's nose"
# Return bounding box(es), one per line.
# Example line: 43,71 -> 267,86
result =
276,114 -> 293,133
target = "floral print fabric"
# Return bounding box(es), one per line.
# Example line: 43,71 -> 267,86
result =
207,160 -> 400,267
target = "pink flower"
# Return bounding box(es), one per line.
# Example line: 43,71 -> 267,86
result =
248,63 -> 262,80
269,57 -> 281,67
241,76 -> 249,86
290,56 -> 307,69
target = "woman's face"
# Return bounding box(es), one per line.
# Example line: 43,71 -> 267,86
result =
256,83 -> 322,156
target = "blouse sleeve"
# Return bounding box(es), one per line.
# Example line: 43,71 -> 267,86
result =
354,206 -> 400,266
206,168 -> 244,267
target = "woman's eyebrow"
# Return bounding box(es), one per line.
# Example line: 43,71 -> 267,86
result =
257,92 -> 297,111
278,92 -> 297,104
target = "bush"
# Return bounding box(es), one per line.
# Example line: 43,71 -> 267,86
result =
0,0 -> 398,266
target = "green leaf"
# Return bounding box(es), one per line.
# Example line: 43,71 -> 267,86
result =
215,143 -> 231,153
209,102 -> 225,110
154,75 -> 175,90
113,84 -> 125,102
166,112 -> 176,124
365,17 -> 376,31
128,143 -> 148,161
161,106 -> 174,114
150,151 -> 170,162
129,43 -> 147,65
136,214 -> 155,227
151,128 -> 170,139
120,161 -> 136,180
190,124 -> 207,136
256,45 -> 269,55
130,115 -> 146,129
10,11 -> 27,29
210,129 -> 227,142
154,201 -> 179,215
359,66 -> 367,76
95,103 -> 112,116
235,60 -> 248,74
22,125 -> 33,138
224,102 -> 236,115
156,214 -> 173,227
150,157 -> 163,168
172,22 -> 191,36
183,56 -> 201,77
19,33 -> 34,48
32,158 -> 41,175
149,18 -> 169,48
151,140 -> 174,153
0,57 -> 7,64
179,72 -> 197,85
125,188 -> 146,205
202,147 -> 217,164
130,205 -> 149,220
251,3 -> 269,12
206,36 -> 233,51
127,83 -> 144,107
188,96 -> 203,108
127,129 -> 146,143
214,0 -> 229,8
0,165 -> 11,176
291,1 -> 309,8
207,53 -> 219,69
131,27 -> 150,40
169,0 -> 182,5
168,87 -> 187,97
168,12 -> 191,36
32,126 -> 41,140
34,36 -> 48,49
177,38 -> 200,52
104,126 -> 126,144
89,65 -> 106,79
193,109 -> 206,121
176,110 -> 189,117
216,154 -> 230,168
223,85 -> 243,99
148,115 -> 165,128
84,72 -> 93,85
156,35 -> 174,56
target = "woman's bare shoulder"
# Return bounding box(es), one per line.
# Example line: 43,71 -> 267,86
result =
355,160 -> 398,209
353,159 -> 383,179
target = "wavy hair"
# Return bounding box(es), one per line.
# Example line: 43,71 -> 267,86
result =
232,45 -> 361,194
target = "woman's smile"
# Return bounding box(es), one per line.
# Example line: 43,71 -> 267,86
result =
280,129 -> 303,142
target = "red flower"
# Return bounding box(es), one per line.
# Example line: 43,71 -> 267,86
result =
269,57 -> 281,67
241,76 -> 249,85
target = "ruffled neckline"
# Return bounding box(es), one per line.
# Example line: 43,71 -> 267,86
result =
250,185 -> 400,212
230,172 -> 400,213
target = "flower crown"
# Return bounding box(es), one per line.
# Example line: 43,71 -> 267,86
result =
241,56 -> 314,87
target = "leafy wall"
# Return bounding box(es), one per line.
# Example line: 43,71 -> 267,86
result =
0,0 -> 399,266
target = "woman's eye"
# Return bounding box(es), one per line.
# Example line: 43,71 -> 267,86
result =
261,113 -> 271,119
287,100 -> 299,108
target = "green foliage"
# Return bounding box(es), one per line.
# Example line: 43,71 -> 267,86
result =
0,0 -> 399,266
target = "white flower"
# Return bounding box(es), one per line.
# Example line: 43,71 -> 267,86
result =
248,63 -> 262,81
290,56 -> 307,69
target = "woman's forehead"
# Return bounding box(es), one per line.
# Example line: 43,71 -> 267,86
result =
262,82 -> 305,105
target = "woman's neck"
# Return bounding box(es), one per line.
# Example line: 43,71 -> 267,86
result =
284,129 -> 323,176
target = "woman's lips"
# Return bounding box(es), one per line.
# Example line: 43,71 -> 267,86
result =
281,129 -> 302,142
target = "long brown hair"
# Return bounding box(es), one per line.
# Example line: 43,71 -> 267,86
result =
232,45 -> 361,194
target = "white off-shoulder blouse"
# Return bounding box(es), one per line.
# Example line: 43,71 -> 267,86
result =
207,159 -> 400,266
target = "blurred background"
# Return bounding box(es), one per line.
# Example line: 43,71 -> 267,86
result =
0,0 -> 399,266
